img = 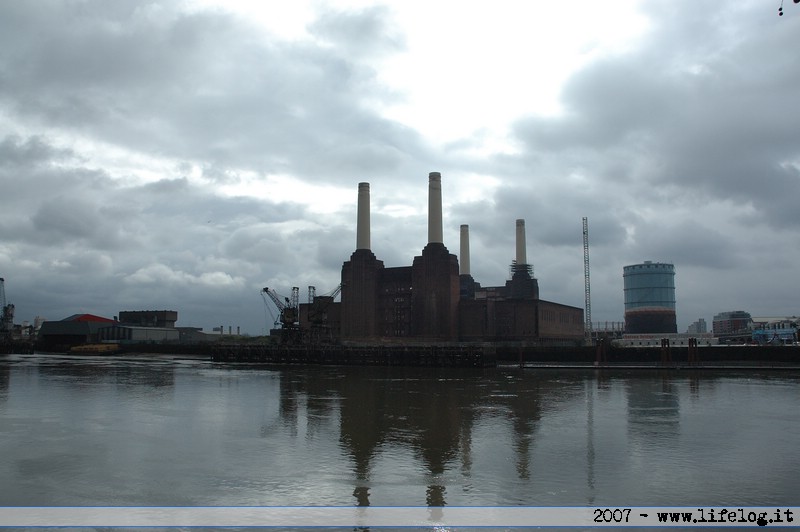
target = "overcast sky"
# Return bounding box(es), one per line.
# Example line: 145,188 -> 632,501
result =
1,0 -> 798,335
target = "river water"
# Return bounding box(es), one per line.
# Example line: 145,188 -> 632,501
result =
1,353 -> 799,519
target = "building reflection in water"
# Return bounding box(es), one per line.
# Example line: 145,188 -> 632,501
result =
27,355 -> 177,391
273,366 -> 586,507
585,378 -> 595,504
0,361 -> 9,404
337,367 -> 392,506
626,372 -> 681,443
499,371 -> 544,481
335,367 -> 478,507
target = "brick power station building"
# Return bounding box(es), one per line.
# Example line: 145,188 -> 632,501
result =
337,173 -> 584,345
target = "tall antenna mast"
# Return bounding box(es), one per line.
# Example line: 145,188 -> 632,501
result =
582,217 -> 592,344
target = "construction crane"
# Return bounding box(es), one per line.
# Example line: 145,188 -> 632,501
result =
259,289 -> 279,331
0,277 -> 14,331
582,218 -> 593,345
262,287 -> 299,328
306,283 -> 341,344
325,283 -> 342,300
308,284 -> 341,319
261,287 -> 300,342
1,278 -> 14,335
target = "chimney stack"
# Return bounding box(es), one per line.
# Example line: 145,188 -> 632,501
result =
428,172 -> 443,244
356,182 -> 370,250
516,219 -> 527,265
460,224 -> 470,275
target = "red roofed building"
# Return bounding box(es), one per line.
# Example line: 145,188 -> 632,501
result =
37,314 -> 118,349
62,314 -> 117,323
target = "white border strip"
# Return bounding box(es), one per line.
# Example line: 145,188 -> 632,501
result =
0,506 -> 797,528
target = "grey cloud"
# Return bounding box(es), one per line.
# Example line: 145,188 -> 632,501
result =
626,219 -> 740,269
509,0 -> 800,241
32,197 -> 104,241
30,195 -> 136,251
2,0 -> 799,334
308,5 -> 405,59
0,135 -> 75,168
0,1 -> 428,184
515,62 -> 671,152
220,225 -> 289,264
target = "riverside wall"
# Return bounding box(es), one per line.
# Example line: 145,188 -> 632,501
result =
498,344 -> 800,367
9,340 -> 800,368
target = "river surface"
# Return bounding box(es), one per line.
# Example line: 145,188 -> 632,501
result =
1,353 -> 799,520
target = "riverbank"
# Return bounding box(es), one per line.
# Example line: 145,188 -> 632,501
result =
499,344 -> 800,368
7,341 -> 800,369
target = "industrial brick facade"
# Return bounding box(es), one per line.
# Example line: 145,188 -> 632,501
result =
337,174 -> 584,346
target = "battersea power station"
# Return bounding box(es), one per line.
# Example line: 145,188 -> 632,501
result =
332,172 -> 585,345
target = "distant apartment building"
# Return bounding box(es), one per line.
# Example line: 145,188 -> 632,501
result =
687,318 -> 707,334
712,311 -> 752,335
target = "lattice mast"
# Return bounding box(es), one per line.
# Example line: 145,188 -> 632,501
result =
582,217 -> 592,342
1,277 -> 14,334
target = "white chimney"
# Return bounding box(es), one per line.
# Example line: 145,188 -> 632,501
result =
460,224 -> 470,275
516,219 -> 527,265
428,172 -> 443,244
356,182 -> 370,250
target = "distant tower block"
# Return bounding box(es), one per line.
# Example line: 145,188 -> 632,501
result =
356,182 -> 371,250
428,172 -> 443,244
623,261 -> 677,334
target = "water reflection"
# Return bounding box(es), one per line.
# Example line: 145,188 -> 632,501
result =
627,373 -> 681,442
272,366 -> 593,506
2,356 -> 799,508
267,367 -> 800,506
586,379 -> 596,504
21,354 -> 177,391
0,361 -> 8,403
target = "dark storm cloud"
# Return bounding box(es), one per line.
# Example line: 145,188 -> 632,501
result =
496,0 -> 800,323
627,218 -> 740,269
2,0 -> 798,333
510,0 -> 800,235
0,135 -> 75,168
134,177 -> 293,227
0,132 -> 331,332
32,197 -> 111,245
0,0 -> 430,332
448,0 -> 800,326
0,136 -> 128,248
0,0 -> 429,184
